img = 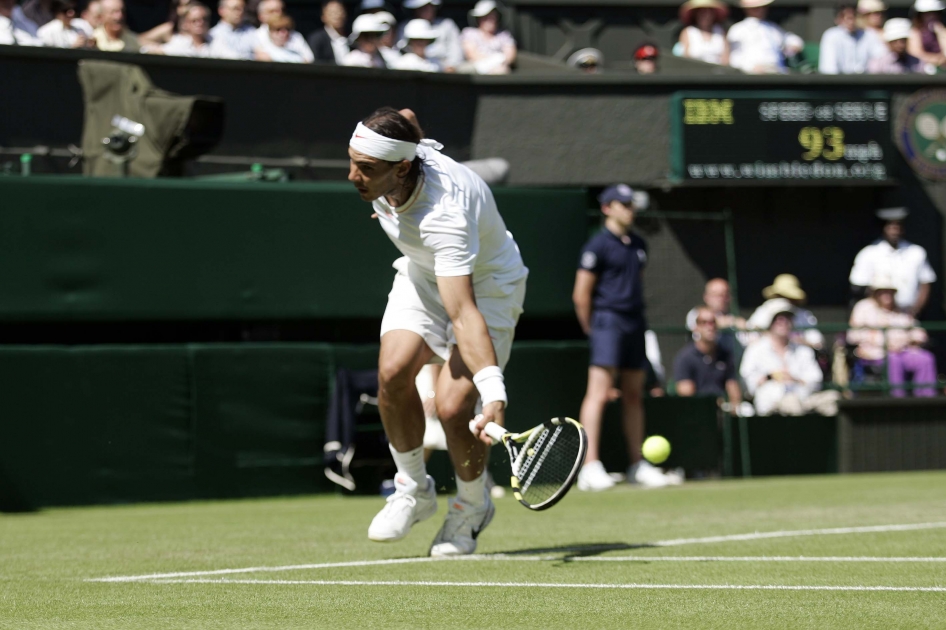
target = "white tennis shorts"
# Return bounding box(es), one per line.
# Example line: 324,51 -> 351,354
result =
380,257 -> 527,369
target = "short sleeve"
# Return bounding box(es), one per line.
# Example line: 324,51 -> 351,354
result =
672,350 -> 696,384
722,349 -> 736,382
578,239 -> 603,273
421,203 -> 478,277
917,248 -> 937,283
849,247 -> 873,286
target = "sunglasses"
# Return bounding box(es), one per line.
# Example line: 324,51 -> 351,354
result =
696,318 -> 717,325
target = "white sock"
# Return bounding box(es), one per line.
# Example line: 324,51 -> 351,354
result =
456,471 -> 487,506
389,444 -> 427,489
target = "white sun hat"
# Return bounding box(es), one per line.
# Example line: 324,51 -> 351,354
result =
883,17 -> 912,41
403,0 -> 440,9
915,0 -> 945,12
350,13 -> 387,39
403,18 -> 438,40
470,0 -> 498,18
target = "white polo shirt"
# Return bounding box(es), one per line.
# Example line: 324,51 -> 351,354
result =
372,145 -> 528,289
849,239 -> 937,310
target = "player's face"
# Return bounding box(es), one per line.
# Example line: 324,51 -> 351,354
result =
348,148 -> 403,201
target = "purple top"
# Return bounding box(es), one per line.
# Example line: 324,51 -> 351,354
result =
921,24 -> 942,53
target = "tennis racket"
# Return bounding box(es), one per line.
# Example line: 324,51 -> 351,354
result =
469,416 -> 587,511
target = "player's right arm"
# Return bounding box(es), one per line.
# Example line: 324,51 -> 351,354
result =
572,270 -> 597,336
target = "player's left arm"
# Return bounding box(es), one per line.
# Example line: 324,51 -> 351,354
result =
437,274 -> 505,440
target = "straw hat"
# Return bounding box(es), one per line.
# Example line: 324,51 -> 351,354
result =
740,0 -> 774,8
762,274 -> 807,301
869,273 -> 898,292
679,0 -> 729,25
857,0 -> 886,13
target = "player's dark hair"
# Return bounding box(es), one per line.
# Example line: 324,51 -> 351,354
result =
362,107 -> 425,182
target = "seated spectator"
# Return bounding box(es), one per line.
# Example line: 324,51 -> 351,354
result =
81,0 -> 102,30
746,275 -> 824,349
138,0 -> 197,48
21,0 -> 53,28
728,0 -> 803,73
567,47 -> 603,73
11,0 -> 40,36
678,0 -> 730,65
686,278 -> 746,351
819,1 -> 884,73
461,0 -> 516,74
858,0 -> 889,55
375,11 -> 401,65
255,13 -> 308,62
634,42 -> 660,73
209,0 -> 257,60
740,304 -> 839,416
0,0 -> 40,43
37,0 -> 92,47
848,275 -> 937,396
92,0 -> 138,51
342,12 -> 387,67
254,0 -> 313,62
909,0 -> 946,67
398,0 -> 463,70
153,3 -> 233,57
395,18 -> 441,71
673,306 -> 743,408
869,17 -> 925,72
307,0 -> 347,64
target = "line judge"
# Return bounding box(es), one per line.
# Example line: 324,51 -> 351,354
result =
348,107 -> 528,556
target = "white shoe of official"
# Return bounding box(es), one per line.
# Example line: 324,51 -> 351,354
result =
429,493 -> 495,557
628,460 -> 672,488
577,460 -> 616,492
368,473 -> 437,542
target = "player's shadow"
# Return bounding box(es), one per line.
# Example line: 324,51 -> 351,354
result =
491,542 -> 655,560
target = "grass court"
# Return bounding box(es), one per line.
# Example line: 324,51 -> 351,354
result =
2,471 -> 944,629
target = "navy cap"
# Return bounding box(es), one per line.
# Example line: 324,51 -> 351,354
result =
598,184 -> 650,210
876,207 -> 908,221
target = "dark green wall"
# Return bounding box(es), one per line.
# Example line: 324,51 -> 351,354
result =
0,177 -> 588,322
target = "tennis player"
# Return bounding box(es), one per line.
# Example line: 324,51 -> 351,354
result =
348,107 -> 528,556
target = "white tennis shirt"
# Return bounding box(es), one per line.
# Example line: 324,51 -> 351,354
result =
849,239 -> 936,310
372,145 -> 528,289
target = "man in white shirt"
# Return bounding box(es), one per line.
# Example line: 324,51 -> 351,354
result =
850,207 -> 937,315
397,0 -> 463,69
348,107 -> 528,556
0,0 -> 40,44
208,0 -> 256,59
253,0 -> 313,62
819,1 -> 883,73
740,302 -> 839,416
727,0 -> 804,73
36,0 -> 92,47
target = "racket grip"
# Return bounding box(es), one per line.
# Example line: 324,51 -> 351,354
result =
468,416 -> 507,443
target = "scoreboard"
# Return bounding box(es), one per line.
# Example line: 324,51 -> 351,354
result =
670,91 -> 894,183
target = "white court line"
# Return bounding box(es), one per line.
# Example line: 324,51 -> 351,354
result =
146,578 -> 946,593
87,521 -> 946,583
572,556 -> 946,563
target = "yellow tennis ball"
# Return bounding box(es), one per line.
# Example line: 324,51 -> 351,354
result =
642,435 -> 671,465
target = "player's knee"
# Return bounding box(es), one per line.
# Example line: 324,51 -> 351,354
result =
377,360 -> 416,397
434,396 -> 473,425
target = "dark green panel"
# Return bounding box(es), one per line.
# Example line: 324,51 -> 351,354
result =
190,344 -> 336,497
729,415 -> 838,477
0,346 -> 192,507
0,178 -> 586,322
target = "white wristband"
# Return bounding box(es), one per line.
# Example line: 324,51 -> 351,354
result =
473,365 -> 507,407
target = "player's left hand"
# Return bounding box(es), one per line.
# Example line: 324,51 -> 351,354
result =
472,401 -> 505,445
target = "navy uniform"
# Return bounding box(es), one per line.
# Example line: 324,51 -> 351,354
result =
578,185 -> 649,370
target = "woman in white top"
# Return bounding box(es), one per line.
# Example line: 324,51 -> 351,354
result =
460,0 -> 516,74
678,0 -> 730,65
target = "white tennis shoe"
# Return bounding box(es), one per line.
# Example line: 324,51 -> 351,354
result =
628,460 -> 672,488
577,460 -> 616,492
429,493 -> 495,557
368,474 -> 437,542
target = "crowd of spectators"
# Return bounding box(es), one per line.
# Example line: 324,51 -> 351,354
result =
671,0 -> 944,74
4,0 -> 944,74
0,0 -> 518,73
669,207 -> 938,416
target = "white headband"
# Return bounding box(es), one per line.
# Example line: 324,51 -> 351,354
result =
350,122 -> 417,162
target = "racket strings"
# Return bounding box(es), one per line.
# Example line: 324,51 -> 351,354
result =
515,423 -> 583,506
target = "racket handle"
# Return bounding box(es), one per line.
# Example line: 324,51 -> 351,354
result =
469,416 -> 507,443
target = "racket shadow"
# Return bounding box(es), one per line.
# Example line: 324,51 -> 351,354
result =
488,542 -> 656,559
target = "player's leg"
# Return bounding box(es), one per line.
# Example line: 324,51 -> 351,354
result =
369,329 -> 439,543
